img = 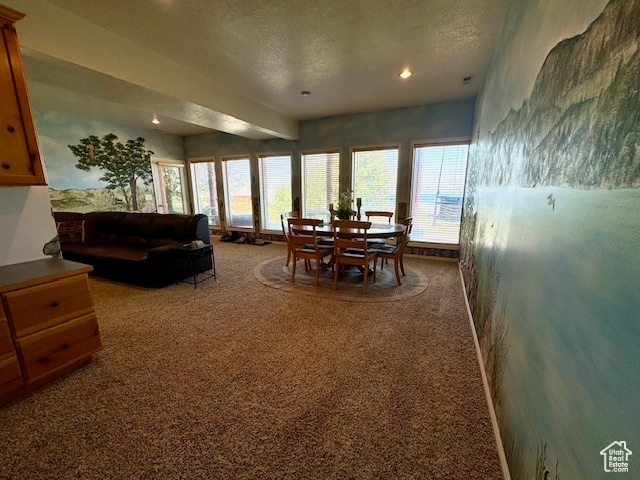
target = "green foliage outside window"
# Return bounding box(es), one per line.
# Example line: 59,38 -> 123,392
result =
267,185 -> 292,229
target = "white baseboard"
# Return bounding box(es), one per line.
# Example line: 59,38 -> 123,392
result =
457,262 -> 511,480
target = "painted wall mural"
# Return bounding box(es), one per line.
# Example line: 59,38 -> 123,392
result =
460,0 -> 639,478
33,109 -> 184,212
68,133 -> 154,212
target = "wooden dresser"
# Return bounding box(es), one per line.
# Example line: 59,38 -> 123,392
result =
0,259 -> 101,404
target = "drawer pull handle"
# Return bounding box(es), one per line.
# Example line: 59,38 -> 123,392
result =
51,301 -> 60,308
61,343 -> 70,350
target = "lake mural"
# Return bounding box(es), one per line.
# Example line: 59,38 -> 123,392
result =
460,0 -> 640,478
33,109 -> 184,212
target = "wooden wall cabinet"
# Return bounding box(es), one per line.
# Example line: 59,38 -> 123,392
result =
0,4 -> 47,186
0,259 -> 101,405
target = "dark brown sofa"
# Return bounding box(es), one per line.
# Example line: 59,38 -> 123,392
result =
53,211 -> 212,287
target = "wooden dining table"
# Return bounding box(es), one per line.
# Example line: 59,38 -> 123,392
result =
290,222 -> 406,239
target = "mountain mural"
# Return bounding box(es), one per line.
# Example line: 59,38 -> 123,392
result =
477,0 -> 639,189
461,0 -> 640,478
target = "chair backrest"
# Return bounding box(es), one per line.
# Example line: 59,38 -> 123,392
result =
400,217 -> 413,249
332,220 -> 372,254
287,217 -> 322,251
281,211 -> 299,238
365,211 -> 393,224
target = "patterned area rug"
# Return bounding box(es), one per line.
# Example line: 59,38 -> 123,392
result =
253,257 -> 429,302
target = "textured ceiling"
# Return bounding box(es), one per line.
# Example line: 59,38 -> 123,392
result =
20,0 -> 509,136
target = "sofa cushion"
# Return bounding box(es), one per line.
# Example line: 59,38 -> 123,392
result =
148,214 -> 193,242
102,246 -> 149,263
60,243 -> 119,264
91,212 -> 127,243
120,214 -> 155,238
96,232 -> 119,244
116,235 -> 148,248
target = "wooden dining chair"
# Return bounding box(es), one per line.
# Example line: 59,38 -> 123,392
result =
373,217 -> 412,285
332,220 -> 378,294
287,218 -> 333,287
399,216 -> 413,276
280,211 -> 298,266
364,210 -> 394,251
365,211 -> 393,224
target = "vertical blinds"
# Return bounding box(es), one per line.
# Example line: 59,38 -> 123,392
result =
352,147 -> 399,221
191,161 -> 219,226
259,154 -> 292,231
301,151 -> 340,221
223,157 -> 253,228
410,143 -> 469,244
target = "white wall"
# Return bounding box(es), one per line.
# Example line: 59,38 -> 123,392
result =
0,185 -> 57,266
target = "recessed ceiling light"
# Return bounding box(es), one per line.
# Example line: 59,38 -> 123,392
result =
300,90 -> 311,96
151,116 -> 160,125
399,69 -> 412,79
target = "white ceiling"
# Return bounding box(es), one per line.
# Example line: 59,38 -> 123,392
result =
15,0 -> 509,138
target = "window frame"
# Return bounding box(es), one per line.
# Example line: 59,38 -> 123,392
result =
349,143 -> 401,221
150,157 -> 190,215
408,137 -> 471,249
188,156 -> 222,228
300,147 -> 341,222
221,154 -> 254,232
257,151 -> 293,233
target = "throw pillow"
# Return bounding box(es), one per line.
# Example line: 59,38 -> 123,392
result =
57,220 -> 85,244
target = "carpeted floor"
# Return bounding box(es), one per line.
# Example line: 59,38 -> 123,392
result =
0,242 -> 502,480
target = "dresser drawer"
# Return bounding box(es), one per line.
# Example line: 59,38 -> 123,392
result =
0,315 -> 16,360
2,274 -> 94,338
0,355 -> 23,397
16,313 -> 101,383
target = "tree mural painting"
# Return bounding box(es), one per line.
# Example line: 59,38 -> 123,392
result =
69,133 -> 154,211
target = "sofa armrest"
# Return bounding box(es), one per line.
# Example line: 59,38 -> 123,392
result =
193,214 -> 210,244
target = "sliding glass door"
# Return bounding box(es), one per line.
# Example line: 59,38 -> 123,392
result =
410,143 -> 469,244
222,156 -> 253,229
190,160 -> 220,226
152,159 -> 188,214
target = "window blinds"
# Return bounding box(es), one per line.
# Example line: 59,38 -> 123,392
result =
301,151 -> 340,221
191,161 -> 220,226
259,154 -> 292,231
223,157 -> 253,228
352,147 -> 399,221
410,143 -> 469,244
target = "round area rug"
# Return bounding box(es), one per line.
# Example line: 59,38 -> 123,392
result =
253,257 -> 429,302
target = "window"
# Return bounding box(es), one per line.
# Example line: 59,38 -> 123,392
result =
258,153 -> 292,231
410,143 -> 469,244
352,146 -> 399,220
222,157 -> 253,229
190,160 -> 220,226
151,159 -> 189,214
301,150 -> 340,222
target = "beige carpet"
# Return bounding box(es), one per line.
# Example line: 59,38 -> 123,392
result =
0,242 -> 502,480
253,256 -> 429,302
